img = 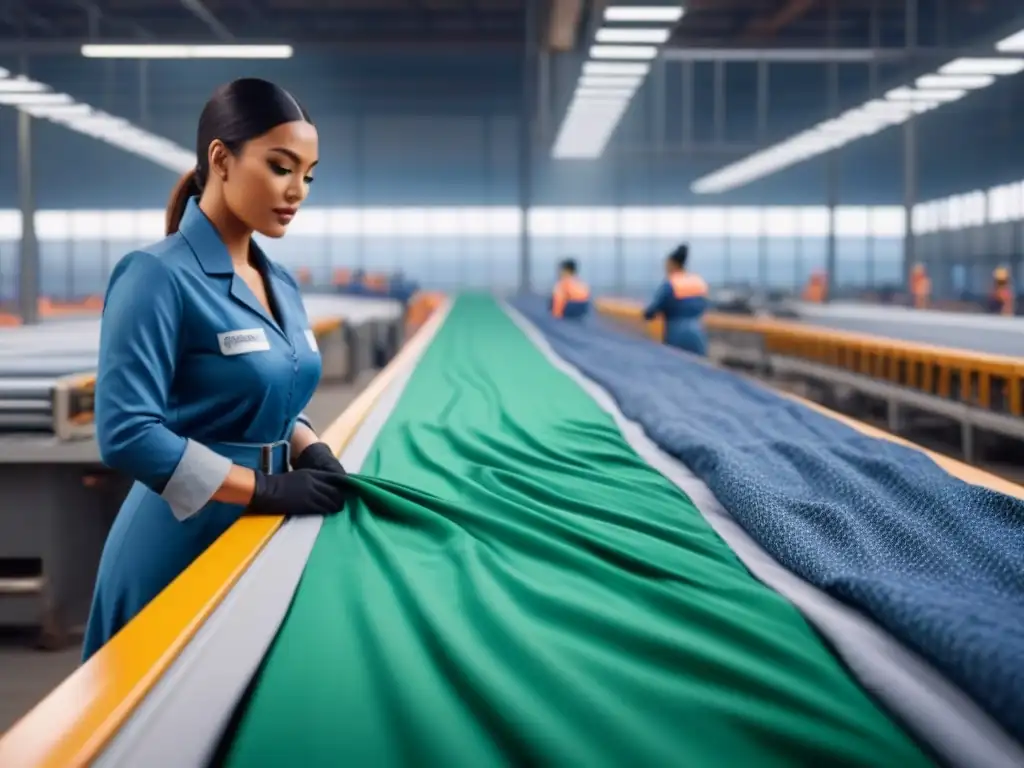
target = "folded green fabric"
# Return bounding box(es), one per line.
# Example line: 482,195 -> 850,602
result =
223,296 -> 930,767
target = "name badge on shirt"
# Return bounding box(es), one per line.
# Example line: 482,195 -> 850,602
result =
218,328 -> 271,356
304,328 -> 319,353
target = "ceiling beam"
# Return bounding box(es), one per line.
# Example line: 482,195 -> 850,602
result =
179,0 -> 235,41
741,0 -> 819,41
0,0 -> 58,36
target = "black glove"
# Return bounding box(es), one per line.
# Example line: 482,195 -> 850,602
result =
247,468 -> 351,517
293,442 -> 349,478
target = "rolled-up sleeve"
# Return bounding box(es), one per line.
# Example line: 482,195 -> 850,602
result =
95,251 -> 231,520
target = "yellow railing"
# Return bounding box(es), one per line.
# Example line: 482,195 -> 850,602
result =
596,299 -> 1024,418
0,301 -> 448,768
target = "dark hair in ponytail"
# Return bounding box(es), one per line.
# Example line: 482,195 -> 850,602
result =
667,243 -> 689,268
163,77 -> 312,236
165,169 -> 203,235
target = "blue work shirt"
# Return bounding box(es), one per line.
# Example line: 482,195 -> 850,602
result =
83,197 -> 322,661
643,271 -> 710,356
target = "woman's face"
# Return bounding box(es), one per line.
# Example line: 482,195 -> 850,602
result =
222,120 -> 319,238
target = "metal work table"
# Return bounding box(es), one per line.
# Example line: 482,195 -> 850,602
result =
794,302 -> 1024,357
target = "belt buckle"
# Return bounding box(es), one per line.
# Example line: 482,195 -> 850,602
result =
260,440 -> 291,475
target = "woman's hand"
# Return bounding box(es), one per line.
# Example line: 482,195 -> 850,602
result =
293,442 -> 349,479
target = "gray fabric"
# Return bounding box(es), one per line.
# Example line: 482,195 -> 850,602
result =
295,412 -> 313,431
92,301 -> 452,768
160,438 -> 232,521
503,302 -> 1024,768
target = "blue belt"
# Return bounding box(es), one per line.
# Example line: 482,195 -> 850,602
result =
207,440 -> 291,474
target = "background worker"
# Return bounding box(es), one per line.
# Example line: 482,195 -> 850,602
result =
801,270 -> 827,303
989,266 -> 1016,316
643,244 -> 710,356
551,258 -> 591,319
910,263 -> 932,309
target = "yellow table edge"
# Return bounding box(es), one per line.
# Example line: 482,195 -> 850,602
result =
596,298 -> 1024,366
594,298 -> 1024,500
0,301 -> 449,768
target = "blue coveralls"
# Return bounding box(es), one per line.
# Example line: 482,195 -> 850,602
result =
643,272 -> 710,356
82,197 -> 322,661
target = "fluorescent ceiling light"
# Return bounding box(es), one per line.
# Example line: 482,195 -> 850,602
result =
553,6 -> 683,160
604,6 -> 684,23
20,103 -> 93,119
995,29 -> 1024,52
939,57 -> 1024,75
81,44 -> 293,59
595,27 -> 671,44
0,71 -> 192,172
0,77 -> 48,93
578,75 -> 644,88
582,61 -> 650,76
915,73 -> 994,89
859,99 -> 917,114
0,92 -> 73,106
590,44 -> 658,60
689,48 -> 1024,194
575,87 -> 636,99
885,86 -> 965,102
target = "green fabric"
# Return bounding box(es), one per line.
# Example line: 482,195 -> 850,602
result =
223,295 -> 931,767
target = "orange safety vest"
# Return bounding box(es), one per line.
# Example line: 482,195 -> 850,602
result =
911,271 -> 931,309
552,277 -> 591,318
802,275 -> 827,303
994,285 -> 1015,316
669,271 -> 709,299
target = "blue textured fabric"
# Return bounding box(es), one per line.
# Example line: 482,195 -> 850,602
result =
512,296 -> 1024,745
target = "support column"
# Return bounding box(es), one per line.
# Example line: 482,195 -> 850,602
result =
537,46 -> 550,148
902,121 -> 918,282
825,61 -> 839,302
354,113 -> 365,270
902,0 -> 919,285
756,60 -> 769,288
138,60 -> 149,127
518,0 -> 537,294
18,109 -> 40,325
824,0 -> 840,302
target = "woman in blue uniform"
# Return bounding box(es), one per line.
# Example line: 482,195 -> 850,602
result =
83,79 -> 353,661
642,244 -> 710,356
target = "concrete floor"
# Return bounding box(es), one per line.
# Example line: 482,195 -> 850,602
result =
0,375 -> 375,735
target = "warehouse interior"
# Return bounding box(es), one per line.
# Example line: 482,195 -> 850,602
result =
0,0 -> 1022,766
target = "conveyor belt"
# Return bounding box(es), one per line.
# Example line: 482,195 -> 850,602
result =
794,302 -> 1024,356
220,296 -> 928,767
